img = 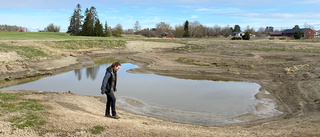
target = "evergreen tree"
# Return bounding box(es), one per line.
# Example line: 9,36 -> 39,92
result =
67,4 -> 83,36
233,25 -> 241,32
183,20 -> 190,37
293,25 -> 300,29
294,31 -> 302,39
93,19 -> 104,36
105,21 -> 111,37
242,32 -> 250,40
81,6 -> 98,36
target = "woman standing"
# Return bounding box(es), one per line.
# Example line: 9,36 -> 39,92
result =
101,62 -> 121,119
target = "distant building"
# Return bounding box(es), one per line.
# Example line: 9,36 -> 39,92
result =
269,32 -> 283,37
161,32 -> 174,38
19,26 -> 24,32
231,32 -> 244,37
315,30 -> 320,38
266,26 -> 274,35
270,28 -> 315,38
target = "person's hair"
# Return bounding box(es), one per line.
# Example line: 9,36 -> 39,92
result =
107,62 -> 121,69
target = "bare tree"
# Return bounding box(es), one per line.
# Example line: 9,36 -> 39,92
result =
256,27 -> 266,37
193,24 -> 205,38
304,22 -> 314,29
221,25 -> 232,37
173,24 -> 184,38
134,21 -> 141,32
189,21 -> 201,37
46,23 -> 60,32
245,25 -> 255,35
155,22 -> 172,36
213,25 -> 222,36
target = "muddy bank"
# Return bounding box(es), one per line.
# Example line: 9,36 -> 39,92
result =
1,39 -> 320,136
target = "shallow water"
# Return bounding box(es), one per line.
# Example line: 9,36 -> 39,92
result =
1,63 -> 276,125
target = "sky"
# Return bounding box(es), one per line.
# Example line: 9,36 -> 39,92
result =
1,0 -> 320,32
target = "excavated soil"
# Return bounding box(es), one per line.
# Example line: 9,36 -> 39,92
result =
0,39 -> 320,136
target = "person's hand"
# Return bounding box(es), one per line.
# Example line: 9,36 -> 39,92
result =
114,91 -> 117,93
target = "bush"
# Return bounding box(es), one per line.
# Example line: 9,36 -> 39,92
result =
279,38 -> 286,40
294,31 -> 302,39
242,32 -> 250,40
134,29 -> 157,37
231,37 -> 242,40
46,23 -> 60,32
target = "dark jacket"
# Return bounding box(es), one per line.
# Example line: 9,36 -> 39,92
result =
101,68 -> 117,94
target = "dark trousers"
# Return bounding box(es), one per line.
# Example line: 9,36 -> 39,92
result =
105,91 -> 116,116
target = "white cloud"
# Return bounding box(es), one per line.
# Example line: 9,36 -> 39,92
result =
295,0 -> 320,5
191,15 -> 198,19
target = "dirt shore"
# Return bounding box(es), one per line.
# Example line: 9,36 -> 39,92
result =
1,39 -> 320,136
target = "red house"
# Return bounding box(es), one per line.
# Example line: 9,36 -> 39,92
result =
282,28 -> 315,38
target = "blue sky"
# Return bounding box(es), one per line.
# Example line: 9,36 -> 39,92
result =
1,0 -> 320,32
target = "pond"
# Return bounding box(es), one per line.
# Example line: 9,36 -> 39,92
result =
1,63 -> 280,125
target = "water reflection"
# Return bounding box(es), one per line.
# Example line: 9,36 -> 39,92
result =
74,66 -> 100,81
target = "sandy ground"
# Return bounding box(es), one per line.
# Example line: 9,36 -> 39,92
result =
1,39 -> 320,136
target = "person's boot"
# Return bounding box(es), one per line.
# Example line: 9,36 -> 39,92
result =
112,115 -> 121,119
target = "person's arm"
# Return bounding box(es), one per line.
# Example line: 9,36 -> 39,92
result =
101,71 -> 110,94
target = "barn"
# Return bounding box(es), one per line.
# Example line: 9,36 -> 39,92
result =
282,28 -> 315,38
269,32 -> 283,37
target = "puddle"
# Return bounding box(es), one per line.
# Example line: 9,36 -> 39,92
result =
0,63 -> 281,125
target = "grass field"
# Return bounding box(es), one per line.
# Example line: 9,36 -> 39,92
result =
0,32 -> 129,40
1,32 -> 320,62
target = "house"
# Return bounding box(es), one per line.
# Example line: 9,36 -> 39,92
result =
161,32 -> 174,38
270,28 -> 315,38
282,28 -> 315,38
315,30 -> 320,38
231,32 -> 244,37
19,26 -> 24,32
269,32 -> 283,37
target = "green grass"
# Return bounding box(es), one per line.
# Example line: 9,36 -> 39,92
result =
0,93 -> 48,129
9,114 -> 46,129
93,58 -> 121,65
0,43 -> 49,60
0,32 -> 112,40
176,57 -> 185,62
50,40 -> 126,50
0,32 -> 142,41
90,126 -> 105,134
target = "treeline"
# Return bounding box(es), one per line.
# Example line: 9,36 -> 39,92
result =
135,22 -> 274,38
67,4 -> 282,38
67,4 -> 122,37
0,25 -> 26,32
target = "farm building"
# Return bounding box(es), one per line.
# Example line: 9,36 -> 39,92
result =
269,32 -> 283,37
315,30 -> 320,38
161,33 -> 174,38
282,28 -> 315,38
231,32 -> 244,37
270,28 -> 315,38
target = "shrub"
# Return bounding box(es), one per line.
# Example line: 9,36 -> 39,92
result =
242,32 -> 250,40
279,38 -> 286,40
231,37 -> 242,40
294,31 -> 302,39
